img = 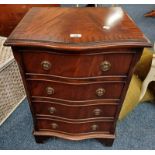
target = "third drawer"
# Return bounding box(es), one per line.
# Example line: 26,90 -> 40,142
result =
32,101 -> 118,120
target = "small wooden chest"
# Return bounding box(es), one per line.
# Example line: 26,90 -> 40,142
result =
4,7 -> 151,146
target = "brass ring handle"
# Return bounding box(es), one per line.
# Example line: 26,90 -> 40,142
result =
100,61 -> 111,72
41,60 -> 51,70
51,123 -> 58,129
93,108 -> 102,116
46,87 -> 54,95
91,124 -> 98,131
48,107 -> 56,114
96,88 -> 105,97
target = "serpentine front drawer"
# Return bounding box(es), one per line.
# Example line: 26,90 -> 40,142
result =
4,7 -> 151,146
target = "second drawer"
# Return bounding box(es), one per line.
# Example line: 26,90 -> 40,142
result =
32,101 -> 118,120
27,79 -> 125,100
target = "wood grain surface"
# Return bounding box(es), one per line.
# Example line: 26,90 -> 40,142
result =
0,4 -> 60,37
5,7 -> 151,50
5,7 -> 151,146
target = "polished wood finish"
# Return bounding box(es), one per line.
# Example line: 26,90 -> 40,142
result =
32,101 -> 118,120
36,117 -> 114,134
21,51 -> 134,77
33,130 -> 115,142
0,4 -> 60,37
5,7 -> 151,146
145,10 -> 155,17
27,79 -> 124,100
5,7 -> 151,50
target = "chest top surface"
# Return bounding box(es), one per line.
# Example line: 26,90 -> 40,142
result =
5,7 -> 151,51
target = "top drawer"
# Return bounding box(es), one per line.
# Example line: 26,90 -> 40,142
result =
21,51 -> 134,78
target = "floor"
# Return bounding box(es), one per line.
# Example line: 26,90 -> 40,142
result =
0,4 -> 155,150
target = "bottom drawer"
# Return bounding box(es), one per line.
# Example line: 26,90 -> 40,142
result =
36,118 -> 114,134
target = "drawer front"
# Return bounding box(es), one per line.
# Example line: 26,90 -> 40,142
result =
27,80 -> 124,100
36,118 -> 114,134
32,101 -> 117,119
22,51 -> 133,78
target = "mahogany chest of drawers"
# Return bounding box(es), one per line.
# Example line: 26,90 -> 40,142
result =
5,7 -> 151,146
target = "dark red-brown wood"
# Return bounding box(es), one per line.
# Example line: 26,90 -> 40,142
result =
0,4 -> 60,37
5,7 -> 151,50
21,50 -> 134,78
27,79 -> 125,100
32,101 -> 118,120
36,117 -> 114,134
4,7 -> 151,146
